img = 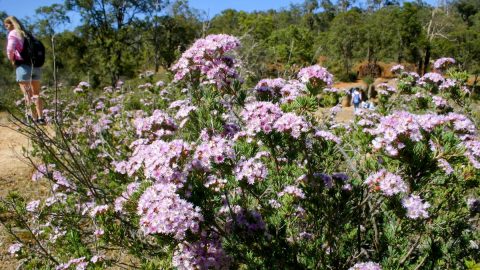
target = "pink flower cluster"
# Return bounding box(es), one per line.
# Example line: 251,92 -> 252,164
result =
8,243 -> 23,255
463,140 -> 480,169
137,183 -> 203,239
278,185 -> 305,199
370,111 -> 479,160
439,78 -> 456,90
133,110 -> 177,138
390,64 -> 404,74
402,194 -> 430,219
297,65 -> 334,87
254,78 -> 286,96
173,235 -> 231,270
32,163 -> 55,181
349,262 -> 382,270
418,72 -> 444,86
171,34 -> 241,87
56,257 -> 89,270
364,170 -> 408,196
169,99 -> 197,120
431,96 -> 448,108
273,113 -> 310,138
89,205 -> 109,218
192,132 -> 235,171
234,157 -> 268,185
241,102 -> 283,135
315,130 -> 341,144
279,80 -> 306,104
114,182 -> 141,213
52,170 -> 76,192
369,111 -> 423,156
376,83 -> 396,96
433,57 -> 456,70
73,81 -> 90,93
115,139 -> 191,187
437,158 -> 454,175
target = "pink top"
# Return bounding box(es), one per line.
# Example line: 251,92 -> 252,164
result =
6,30 -> 24,61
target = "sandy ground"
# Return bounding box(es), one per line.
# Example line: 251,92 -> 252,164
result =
0,112 -> 49,269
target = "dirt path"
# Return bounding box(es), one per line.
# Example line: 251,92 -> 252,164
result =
0,112 -> 49,269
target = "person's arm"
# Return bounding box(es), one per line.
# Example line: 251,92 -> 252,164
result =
6,31 -> 20,65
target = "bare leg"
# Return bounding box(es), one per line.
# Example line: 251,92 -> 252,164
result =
31,80 -> 44,119
19,82 -> 37,120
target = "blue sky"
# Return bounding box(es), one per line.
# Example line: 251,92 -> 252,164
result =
1,0 -> 438,25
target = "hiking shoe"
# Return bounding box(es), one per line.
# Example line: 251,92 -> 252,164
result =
36,118 -> 47,125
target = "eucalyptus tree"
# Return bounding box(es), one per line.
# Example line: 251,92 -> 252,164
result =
64,0 -> 167,85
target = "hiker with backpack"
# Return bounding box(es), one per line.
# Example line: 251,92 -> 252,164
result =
4,16 -> 46,125
351,87 -> 362,112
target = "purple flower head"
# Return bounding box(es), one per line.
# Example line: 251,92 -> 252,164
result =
169,99 -> 197,120
418,72 -> 445,86
222,123 -> 240,138
369,111 -> 422,156
171,34 -> 241,88
224,207 -> 266,235
156,80 -> 165,87
402,194 -> 430,219
119,139 -> 192,187
364,170 -> 408,196
278,185 -> 305,199
433,57 -> 456,71
463,139 -> 480,169
332,172 -> 349,182
273,113 -> 310,138
133,110 -> 177,139
315,130 -> 341,144
89,205 -> 109,218
78,81 -> 90,88
313,172 -> 333,189
137,183 -> 203,239
241,102 -> 283,136
297,65 -> 334,87
467,198 -> 480,214
8,243 -> 23,255
349,262 -> 382,270
114,182 -> 141,213
439,78 -> 457,90
192,133 -> 235,171
280,80 -> 307,104
32,163 -> 55,181
254,78 -> 286,98
390,64 -> 404,74
437,158 -> 454,175
55,257 -> 88,270
376,83 -> 396,96
173,235 -> 231,270
234,157 -> 268,185
432,96 -> 448,108
26,200 -> 40,212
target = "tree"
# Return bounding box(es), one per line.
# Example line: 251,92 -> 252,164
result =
325,10 -> 362,76
64,0 -> 166,85
453,0 -> 480,25
398,2 -> 426,73
35,4 -> 70,37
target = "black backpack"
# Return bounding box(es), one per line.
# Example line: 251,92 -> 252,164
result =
16,33 -> 45,68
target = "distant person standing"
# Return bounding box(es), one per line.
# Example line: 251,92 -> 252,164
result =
351,87 -> 362,111
4,16 -> 46,125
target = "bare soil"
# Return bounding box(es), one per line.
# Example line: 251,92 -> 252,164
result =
0,112 -> 49,270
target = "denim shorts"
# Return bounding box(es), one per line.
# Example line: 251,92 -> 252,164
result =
16,64 -> 42,82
